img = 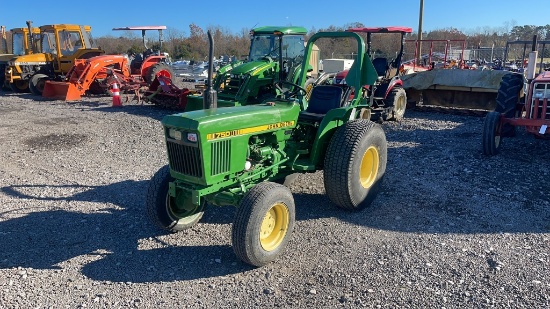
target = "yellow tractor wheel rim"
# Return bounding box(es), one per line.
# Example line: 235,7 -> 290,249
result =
359,146 -> 379,188
396,93 -> 406,113
259,203 -> 289,251
305,83 -> 314,100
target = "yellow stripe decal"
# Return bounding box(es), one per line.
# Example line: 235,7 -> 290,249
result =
252,63 -> 271,76
207,121 -> 295,140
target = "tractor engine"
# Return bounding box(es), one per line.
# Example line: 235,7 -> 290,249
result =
162,102 -> 300,189
246,135 -> 282,172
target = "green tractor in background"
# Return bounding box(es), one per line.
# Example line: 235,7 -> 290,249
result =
145,30 -> 388,267
184,26 -> 315,111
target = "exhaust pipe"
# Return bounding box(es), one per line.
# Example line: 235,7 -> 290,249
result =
26,21 -> 35,54
526,35 -> 538,81
203,30 -> 217,109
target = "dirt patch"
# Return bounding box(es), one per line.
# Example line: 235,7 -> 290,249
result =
24,133 -> 90,150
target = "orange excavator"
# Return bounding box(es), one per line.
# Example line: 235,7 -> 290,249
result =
42,26 -> 174,101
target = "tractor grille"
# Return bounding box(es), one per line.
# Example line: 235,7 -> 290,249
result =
227,77 -> 242,89
166,140 -> 203,178
529,98 -> 550,120
210,140 -> 231,175
530,84 -> 550,120
223,75 -> 248,96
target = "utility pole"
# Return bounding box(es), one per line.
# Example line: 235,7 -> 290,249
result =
416,0 -> 424,65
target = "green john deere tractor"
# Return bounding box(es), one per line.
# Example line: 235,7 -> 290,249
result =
145,30 -> 388,267
184,26 -> 314,111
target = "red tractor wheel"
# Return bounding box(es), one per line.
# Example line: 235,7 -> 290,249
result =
146,63 -> 174,85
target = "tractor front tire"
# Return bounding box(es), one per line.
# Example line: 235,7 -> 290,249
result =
1,80 -> 9,91
0,66 -> 9,91
324,119 -> 387,210
482,111 -> 503,156
145,165 -> 204,232
9,80 -> 29,93
146,63 -> 174,85
29,74 -> 49,96
385,88 -> 407,121
232,182 -> 295,267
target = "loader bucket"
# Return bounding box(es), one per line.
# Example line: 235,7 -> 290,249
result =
42,81 -> 83,101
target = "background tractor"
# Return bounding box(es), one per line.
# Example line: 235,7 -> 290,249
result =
111,26 -> 173,84
482,40 -> 550,155
41,26 -> 174,101
177,26 -> 315,111
145,30 -> 387,267
4,23 -> 103,94
0,23 -> 41,90
313,27 -> 412,122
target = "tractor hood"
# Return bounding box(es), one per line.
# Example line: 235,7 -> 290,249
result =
162,101 -> 300,134
9,53 -> 50,65
0,54 -> 15,62
230,60 -> 276,76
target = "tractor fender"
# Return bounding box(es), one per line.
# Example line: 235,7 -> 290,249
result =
308,107 -> 356,167
383,77 -> 403,98
140,56 -> 167,77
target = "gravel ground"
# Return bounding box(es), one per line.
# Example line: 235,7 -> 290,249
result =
0,86 -> 548,308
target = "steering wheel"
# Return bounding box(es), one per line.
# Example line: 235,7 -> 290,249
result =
275,80 -> 307,99
261,47 -> 279,62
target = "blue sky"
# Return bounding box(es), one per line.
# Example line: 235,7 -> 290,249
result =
3,0 -> 550,37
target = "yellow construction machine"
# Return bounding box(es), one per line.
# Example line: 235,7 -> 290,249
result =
4,22 -> 103,93
0,24 -> 41,90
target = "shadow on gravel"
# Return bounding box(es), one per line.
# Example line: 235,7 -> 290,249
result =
0,181 -> 251,282
0,110 -> 548,282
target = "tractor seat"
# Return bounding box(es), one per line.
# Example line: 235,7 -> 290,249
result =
299,85 -> 344,123
372,57 -> 388,77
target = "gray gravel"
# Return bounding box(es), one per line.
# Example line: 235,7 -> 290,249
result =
0,88 -> 548,308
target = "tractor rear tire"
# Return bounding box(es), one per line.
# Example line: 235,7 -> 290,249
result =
482,111 -> 503,156
324,119 -> 387,210
9,80 -> 29,93
232,182 -> 295,267
145,165 -> 205,232
29,74 -> 49,96
146,63 -> 174,85
385,88 -> 407,121
495,73 -> 523,137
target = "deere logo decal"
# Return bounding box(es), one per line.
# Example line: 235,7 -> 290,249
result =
207,121 -> 295,140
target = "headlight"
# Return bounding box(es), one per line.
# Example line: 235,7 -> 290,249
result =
187,133 -> 197,142
168,128 -> 182,140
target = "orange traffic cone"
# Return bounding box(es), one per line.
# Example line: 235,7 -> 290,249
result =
112,82 -> 122,107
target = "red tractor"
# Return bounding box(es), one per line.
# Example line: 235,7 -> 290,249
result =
482,51 -> 550,155
111,26 -> 173,84
43,26 -> 174,101
316,27 -> 412,122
